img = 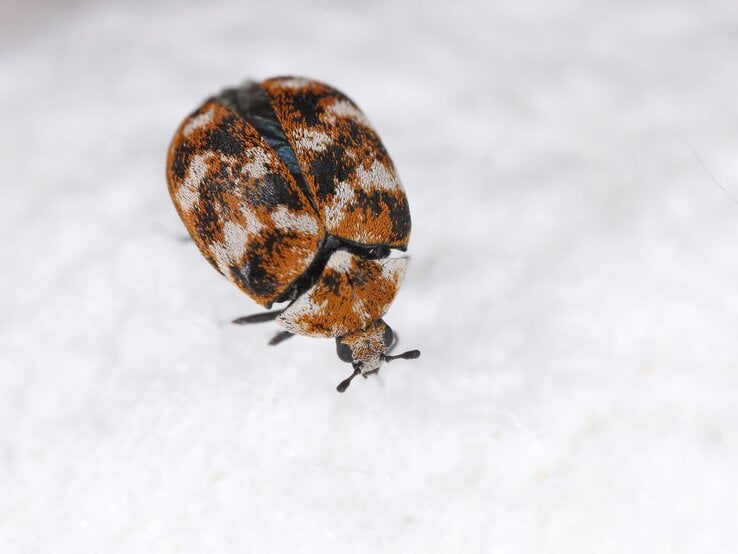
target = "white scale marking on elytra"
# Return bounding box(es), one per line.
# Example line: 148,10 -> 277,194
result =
379,257 -> 408,282
324,181 -> 355,229
241,147 -> 271,179
270,206 -> 319,234
299,251 -> 316,269
356,159 -> 401,191
275,77 -> 312,89
330,324 -> 343,336
210,207 -> 264,275
352,230 -> 371,244
277,295 -> 329,335
291,128 -> 332,153
210,221 -> 251,275
324,99 -> 370,126
352,299 -> 370,320
182,106 -> 214,137
177,152 -> 213,212
326,250 -> 354,273
240,206 -> 264,236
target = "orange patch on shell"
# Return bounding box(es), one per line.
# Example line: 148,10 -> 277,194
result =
276,251 -> 408,337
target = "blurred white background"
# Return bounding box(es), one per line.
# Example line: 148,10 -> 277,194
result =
1,0 -> 737,552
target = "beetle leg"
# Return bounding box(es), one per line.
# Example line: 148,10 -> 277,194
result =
336,364 -> 362,393
268,330 -> 294,346
231,310 -> 283,325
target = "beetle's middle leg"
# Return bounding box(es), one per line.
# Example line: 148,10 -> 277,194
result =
231,310 -> 283,325
232,310 -> 293,346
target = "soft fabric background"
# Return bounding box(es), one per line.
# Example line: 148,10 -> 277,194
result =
1,0 -> 737,552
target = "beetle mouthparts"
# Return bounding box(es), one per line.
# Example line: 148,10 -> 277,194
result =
336,350 -> 421,392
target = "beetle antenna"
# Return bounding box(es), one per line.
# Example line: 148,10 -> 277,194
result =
336,365 -> 362,393
382,349 -> 421,362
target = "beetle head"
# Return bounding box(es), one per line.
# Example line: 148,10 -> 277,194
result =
335,319 -> 420,392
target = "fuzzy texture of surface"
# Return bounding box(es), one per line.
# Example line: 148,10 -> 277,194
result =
2,0 -> 738,552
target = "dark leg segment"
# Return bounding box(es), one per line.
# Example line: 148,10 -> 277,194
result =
232,310 -> 283,325
336,365 -> 362,393
268,330 -> 294,346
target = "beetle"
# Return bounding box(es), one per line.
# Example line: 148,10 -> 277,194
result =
166,76 -> 419,392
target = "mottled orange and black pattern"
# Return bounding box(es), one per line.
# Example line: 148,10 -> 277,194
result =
261,77 -> 411,250
276,250 -> 408,337
167,101 -> 325,307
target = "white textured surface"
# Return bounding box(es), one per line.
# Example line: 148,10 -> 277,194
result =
2,0 -> 738,552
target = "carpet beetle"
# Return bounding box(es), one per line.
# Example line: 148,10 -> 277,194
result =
167,76 -> 419,392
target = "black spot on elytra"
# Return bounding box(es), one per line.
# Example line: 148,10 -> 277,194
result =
290,90 -> 327,126
348,261 -> 372,287
331,106 -> 388,161
193,186 -> 224,242
245,230 -> 303,298
354,189 -> 386,218
321,271 -> 343,295
231,255 -> 278,297
248,173 -> 305,212
171,143 -> 194,180
347,189 -> 410,245
190,160 -> 242,243
259,229 -> 284,254
344,118 -> 373,144
205,115 -> 244,156
388,195 -> 411,240
310,144 -> 355,200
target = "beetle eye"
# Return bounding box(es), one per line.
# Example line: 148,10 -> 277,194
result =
336,340 -> 353,363
383,325 -> 394,351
